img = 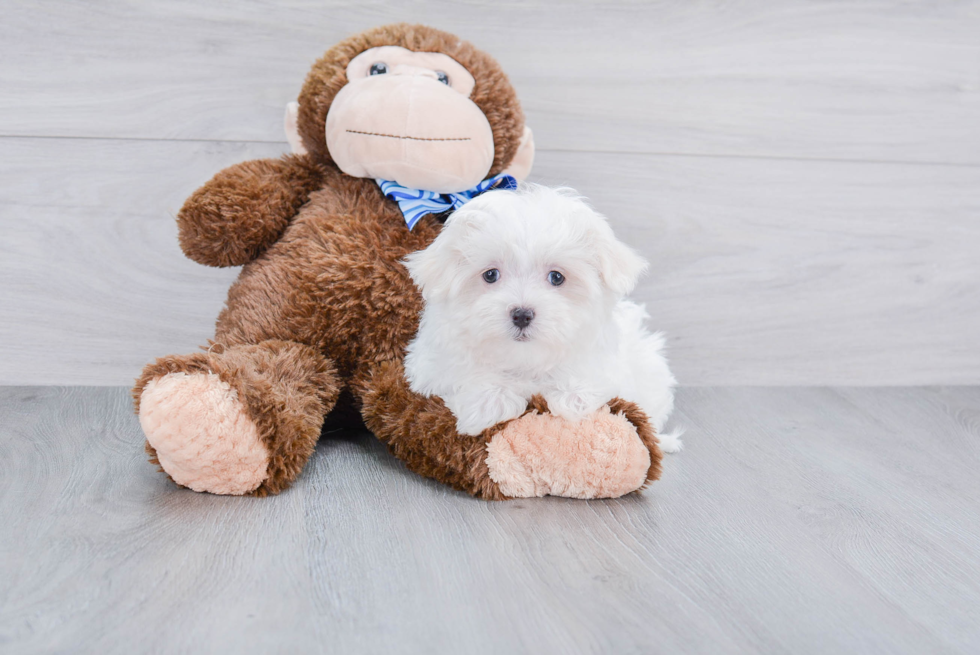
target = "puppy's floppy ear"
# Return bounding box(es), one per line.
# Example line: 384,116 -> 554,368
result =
402,236 -> 456,302
594,222 -> 648,296
403,209 -> 482,301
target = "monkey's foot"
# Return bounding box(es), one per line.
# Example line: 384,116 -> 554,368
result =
485,404 -> 655,499
139,372 -> 270,495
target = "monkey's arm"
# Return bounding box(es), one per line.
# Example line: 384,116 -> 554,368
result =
177,154 -> 326,267
357,361 -> 662,499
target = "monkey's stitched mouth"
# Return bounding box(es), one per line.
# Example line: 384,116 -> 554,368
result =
346,129 -> 471,142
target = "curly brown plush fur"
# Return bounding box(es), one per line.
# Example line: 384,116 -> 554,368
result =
133,23 -> 662,497
177,156 -> 326,267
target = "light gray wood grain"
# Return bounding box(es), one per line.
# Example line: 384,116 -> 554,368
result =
2,1 -> 979,385
1,386 -> 978,653
1,1 -> 978,164
539,152 -> 980,386
2,137 -> 978,385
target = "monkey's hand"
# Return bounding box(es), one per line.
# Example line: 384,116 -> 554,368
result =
177,154 -> 325,267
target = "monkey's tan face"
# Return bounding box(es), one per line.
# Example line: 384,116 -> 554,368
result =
325,46 -> 495,193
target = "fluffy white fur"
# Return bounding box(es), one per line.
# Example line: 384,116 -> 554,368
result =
403,185 -> 681,452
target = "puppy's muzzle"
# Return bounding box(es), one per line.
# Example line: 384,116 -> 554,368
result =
511,307 -> 535,329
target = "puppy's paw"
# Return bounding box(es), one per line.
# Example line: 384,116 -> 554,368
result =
449,388 -> 529,436
544,388 -> 605,422
657,429 -> 684,454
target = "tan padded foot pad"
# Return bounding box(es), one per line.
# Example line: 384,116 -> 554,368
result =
139,372 -> 269,495
485,405 -> 650,499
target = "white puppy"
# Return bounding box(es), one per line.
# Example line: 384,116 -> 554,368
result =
402,185 -> 681,452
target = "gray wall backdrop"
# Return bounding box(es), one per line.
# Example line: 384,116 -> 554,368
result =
1,0 -> 978,386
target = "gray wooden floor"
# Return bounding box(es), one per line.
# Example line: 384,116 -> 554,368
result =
1,386 -> 978,654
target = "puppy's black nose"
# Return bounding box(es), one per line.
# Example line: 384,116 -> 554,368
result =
511,307 -> 535,329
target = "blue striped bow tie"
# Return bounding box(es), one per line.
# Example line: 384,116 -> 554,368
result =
377,174 -> 518,230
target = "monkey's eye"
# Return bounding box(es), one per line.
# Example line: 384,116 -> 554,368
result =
548,271 -> 565,286
482,269 -> 500,284
369,62 -> 388,75
435,71 -> 450,85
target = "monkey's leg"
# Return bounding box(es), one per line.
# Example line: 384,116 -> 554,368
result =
355,360 -> 504,498
484,397 -> 663,499
133,340 -> 340,496
357,361 -> 662,500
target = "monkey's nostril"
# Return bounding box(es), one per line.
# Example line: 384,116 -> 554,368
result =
511,307 -> 534,329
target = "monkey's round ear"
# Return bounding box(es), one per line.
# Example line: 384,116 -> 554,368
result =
596,224 -> 649,297
502,126 -> 535,181
284,102 -> 308,155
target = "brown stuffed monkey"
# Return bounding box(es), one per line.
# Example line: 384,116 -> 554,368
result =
133,23 -> 663,499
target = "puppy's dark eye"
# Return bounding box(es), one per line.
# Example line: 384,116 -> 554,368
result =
435,71 -> 450,85
548,271 -> 565,286
369,62 -> 388,75
482,269 -> 500,284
